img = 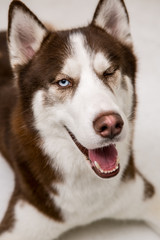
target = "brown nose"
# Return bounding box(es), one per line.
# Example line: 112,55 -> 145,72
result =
93,112 -> 124,139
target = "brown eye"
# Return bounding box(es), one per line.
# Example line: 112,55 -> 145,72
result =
103,66 -> 118,77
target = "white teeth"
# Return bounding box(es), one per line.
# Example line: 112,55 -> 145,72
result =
94,161 -> 101,171
117,157 -> 120,165
94,159 -> 119,174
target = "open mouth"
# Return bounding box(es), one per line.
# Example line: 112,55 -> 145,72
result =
66,128 -> 120,179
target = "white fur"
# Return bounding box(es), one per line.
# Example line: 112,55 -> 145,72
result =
116,75 -> 134,119
0,200 -> 67,240
0,154 -> 15,223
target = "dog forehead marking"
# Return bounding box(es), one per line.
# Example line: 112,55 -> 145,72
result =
62,33 -> 90,79
62,33 -> 111,80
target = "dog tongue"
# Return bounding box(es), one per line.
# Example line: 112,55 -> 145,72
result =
89,145 -> 118,171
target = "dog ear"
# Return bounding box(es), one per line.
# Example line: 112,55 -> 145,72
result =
8,1 -> 48,68
92,0 -> 132,45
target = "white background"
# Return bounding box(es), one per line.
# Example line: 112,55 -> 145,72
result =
0,0 -> 160,239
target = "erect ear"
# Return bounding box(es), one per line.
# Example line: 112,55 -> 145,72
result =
8,0 -> 48,68
92,0 -> 132,45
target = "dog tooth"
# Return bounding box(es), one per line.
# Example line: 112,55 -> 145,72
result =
94,161 -> 106,173
94,160 -> 119,174
94,161 -> 101,171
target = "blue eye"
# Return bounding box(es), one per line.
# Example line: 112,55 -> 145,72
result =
58,79 -> 71,87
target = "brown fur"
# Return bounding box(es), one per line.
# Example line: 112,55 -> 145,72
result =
0,32 -> 13,86
122,151 -> 136,181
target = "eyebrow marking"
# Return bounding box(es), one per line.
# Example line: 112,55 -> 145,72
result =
62,57 -> 81,80
93,52 -> 111,75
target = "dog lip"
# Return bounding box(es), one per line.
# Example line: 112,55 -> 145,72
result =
65,127 -> 88,158
65,127 -> 120,179
92,163 -> 120,178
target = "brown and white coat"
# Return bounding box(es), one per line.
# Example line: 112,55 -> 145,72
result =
0,0 -> 159,239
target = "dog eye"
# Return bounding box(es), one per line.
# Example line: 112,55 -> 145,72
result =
103,66 -> 118,77
57,79 -> 72,88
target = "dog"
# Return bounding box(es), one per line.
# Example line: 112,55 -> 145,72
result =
0,0 -> 160,239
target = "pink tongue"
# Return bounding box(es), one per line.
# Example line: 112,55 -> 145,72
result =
89,145 -> 118,171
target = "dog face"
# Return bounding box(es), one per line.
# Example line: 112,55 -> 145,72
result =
8,0 -> 136,179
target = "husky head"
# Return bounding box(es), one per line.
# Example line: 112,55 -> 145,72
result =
8,0 -> 136,179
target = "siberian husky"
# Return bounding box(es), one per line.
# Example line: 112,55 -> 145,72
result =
0,0 -> 160,239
